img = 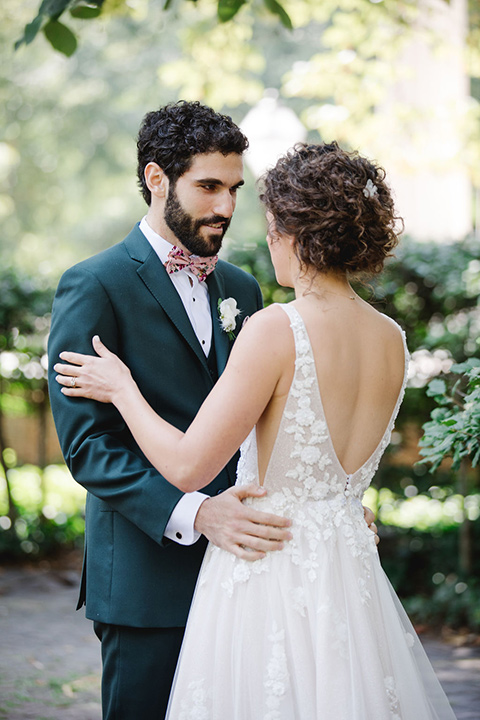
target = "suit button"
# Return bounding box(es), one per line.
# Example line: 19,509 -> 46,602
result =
176,532 -> 183,539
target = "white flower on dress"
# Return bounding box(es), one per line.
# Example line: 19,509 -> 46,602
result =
301,445 -> 321,465
264,624 -> 289,718
295,407 -> 316,426
232,561 -> 251,584
291,586 -> 307,616
218,297 -> 240,339
405,632 -> 415,647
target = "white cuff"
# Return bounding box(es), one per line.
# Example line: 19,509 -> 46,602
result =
164,492 -> 209,545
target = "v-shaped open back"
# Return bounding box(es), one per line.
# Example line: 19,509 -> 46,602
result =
251,303 -> 409,500
169,302 -> 456,720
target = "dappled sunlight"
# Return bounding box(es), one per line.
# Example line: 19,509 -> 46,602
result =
364,486 -> 480,531
408,348 -> 454,388
0,464 -> 86,556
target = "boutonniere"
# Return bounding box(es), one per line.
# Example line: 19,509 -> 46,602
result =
218,297 -> 241,341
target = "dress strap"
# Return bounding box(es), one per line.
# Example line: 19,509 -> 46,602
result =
276,303 -> 312,361
381,314 -> 410,404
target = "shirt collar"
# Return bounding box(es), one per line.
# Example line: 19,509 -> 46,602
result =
139,216 -> 175,264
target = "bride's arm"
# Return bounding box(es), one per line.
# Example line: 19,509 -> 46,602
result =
54,306 -> 289,493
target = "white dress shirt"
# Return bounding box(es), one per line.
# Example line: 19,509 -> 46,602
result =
139,217 -> 210,545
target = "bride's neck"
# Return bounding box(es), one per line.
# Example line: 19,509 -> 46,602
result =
293,268 -> 356,302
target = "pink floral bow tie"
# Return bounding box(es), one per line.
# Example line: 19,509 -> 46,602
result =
164,246 -> 218,283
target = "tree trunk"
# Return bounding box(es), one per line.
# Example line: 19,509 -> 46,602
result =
37,391 -> 48,506
0,399 -> 18,522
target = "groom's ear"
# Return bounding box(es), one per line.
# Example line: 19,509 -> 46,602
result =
145,162 -> 169,200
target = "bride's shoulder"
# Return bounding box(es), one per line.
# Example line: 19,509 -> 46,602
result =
236,303 -> 294,352
374,309 -> 406,340
242,303 -> 292,332
365,307 -> 407,359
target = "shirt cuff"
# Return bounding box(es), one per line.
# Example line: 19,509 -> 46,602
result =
164,492 -> 209,545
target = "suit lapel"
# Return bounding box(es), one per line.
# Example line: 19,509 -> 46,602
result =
207,268 -> 231,376
124,226 -> 210,372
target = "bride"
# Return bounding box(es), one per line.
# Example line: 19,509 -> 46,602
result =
54,142 -> 456,719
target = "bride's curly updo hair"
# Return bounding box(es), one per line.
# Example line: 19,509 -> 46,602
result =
259,142 -> 402,276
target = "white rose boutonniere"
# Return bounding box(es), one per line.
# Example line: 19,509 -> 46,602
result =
218,297 -> 241,340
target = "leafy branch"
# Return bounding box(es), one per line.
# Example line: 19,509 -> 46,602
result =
15,0 -> 292,56
418,359 -> 480,473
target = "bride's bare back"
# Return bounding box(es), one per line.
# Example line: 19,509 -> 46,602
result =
256,298 -> 405,484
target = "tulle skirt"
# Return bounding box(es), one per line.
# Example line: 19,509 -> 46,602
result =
166,496 -> 456,720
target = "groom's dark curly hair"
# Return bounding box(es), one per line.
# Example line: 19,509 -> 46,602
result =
137,101 -> 249,205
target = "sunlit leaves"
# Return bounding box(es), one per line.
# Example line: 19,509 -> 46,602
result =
15,0 -> 105,53
16,0 -> 292,54
419,359 -> 480,472
158,10 -> 265,108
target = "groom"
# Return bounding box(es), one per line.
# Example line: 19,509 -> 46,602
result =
48,101 -> 293,719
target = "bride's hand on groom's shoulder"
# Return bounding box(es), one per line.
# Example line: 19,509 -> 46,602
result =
194,484 -> 293,562
54,335 -> 134,405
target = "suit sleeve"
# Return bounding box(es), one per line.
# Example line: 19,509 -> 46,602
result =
48,265 -> 184,546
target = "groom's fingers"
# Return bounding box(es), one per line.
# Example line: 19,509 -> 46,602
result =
195,486 -> 292,561
363,506 -> 375,526
194,486 -> 293,561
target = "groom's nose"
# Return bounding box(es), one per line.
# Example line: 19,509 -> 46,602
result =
213,190 -> 236,219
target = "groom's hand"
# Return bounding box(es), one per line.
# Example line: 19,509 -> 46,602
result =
194,484 -> 292,562
363,506 -> 379,545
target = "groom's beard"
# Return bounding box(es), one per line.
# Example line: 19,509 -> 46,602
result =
164,185 -> 230,257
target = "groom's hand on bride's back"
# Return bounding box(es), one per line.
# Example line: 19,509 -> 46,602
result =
194,484 -> 293,561
363,506 -> 379,545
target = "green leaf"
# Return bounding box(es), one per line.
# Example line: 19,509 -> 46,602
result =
15,15 -> 44,49
40,0 -> 72,21
263,0 -> 293,29
426,378 -> 447,398
471,446 -> 480,467
14,0 -> 75,49
43,20 -> 78,56
451,358 -> 480,374
70,6 -> 102,19
218,0 -> 247,22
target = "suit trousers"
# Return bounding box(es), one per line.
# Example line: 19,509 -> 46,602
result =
94,621 -> 185,720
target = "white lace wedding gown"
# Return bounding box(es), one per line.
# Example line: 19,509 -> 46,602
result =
166,304 -> 456,720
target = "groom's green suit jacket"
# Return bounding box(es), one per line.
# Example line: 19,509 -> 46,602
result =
48,224 -> 263,628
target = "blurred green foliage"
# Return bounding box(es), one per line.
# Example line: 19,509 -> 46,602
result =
15,0 -> 293,55
0,464 -> 85,558
0,267 -> 55,520
2,0 -> 480,629
419,359 -> 480,472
